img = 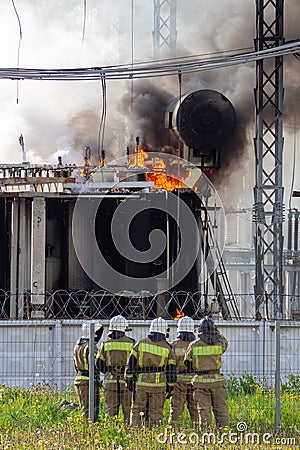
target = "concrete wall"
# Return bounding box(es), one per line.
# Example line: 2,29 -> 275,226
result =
0,320 -> 299,391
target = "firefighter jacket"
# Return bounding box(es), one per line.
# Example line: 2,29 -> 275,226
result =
171,335 -> 195,383
125,335 -> 177,389
74,338 -> 99,382
95,335 -> 135,388
184,331 -> 228,386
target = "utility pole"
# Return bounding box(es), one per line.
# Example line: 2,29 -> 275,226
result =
253,0 -> 284,319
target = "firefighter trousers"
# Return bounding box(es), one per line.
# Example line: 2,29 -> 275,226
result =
169,380 -> 198,424
193,382 -> 230,427
104,383 -> 132,424
74,380 -> 100,420
130,386 -> 166,427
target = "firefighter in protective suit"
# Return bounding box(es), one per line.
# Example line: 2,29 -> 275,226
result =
95,315 -> 135,424
169,316 -> 198,424
184,317 -> 230,427
125,317 -> 177,427
73,321 -> 103,419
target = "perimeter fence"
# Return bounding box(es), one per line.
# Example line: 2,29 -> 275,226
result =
1,289 -> 299,321
0,291 -> 299,434
0,319 -> 299,387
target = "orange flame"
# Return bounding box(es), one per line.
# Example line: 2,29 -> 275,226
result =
80,156 -> 92,177
98,158 -> 106,168
203,167 -> 215,176
174,308 -> 185,320
129,149 -> 149,168
128,148 -> 190,191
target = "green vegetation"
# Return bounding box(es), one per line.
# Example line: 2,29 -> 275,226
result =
0,376 -> 299,449
227,372 -> 300,435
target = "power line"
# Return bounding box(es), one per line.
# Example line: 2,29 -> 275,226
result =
0,41 -> 299,82
11,0 -> 22,103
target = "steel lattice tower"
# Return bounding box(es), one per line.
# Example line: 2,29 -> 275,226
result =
153,0 -> 177,58
253,0 -> 284,319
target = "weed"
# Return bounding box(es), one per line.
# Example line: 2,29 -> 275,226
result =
227,372 -> 259,396
281,374 -> 300,395
0,378 -> 299,449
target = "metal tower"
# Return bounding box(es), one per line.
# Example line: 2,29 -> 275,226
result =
100,0 -> 131,64
253,0 -> 284,319
153,0 -> 177,58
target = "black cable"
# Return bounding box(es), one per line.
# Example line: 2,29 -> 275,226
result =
11,0 -> 22,103
97,75 -> 107,160
288,114 -> 297,210
101,76 -> 107,154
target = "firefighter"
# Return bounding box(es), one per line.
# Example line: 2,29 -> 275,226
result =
184,317 -> 230,427
95,315 -> 135,424
169,316 -> 198,425
125,317 -> 177,427
73,321 -> 103,419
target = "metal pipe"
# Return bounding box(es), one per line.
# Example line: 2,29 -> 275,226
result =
88,321 -> 95,422
287,211 -> 292,251
275,320 -> 280,433
294,210 -> 299,251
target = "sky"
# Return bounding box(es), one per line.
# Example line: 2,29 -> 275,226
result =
0,0 -> 299,211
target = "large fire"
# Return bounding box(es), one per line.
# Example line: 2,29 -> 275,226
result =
128,148 -> 190,191
80,147 -> 195,189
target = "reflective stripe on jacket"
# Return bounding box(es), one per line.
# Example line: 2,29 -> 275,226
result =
184,333 -> 228,385
125,336 -> 176,388
96,336 -> 135,386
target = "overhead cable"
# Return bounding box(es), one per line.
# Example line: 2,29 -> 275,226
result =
11,0 -> 23,102
0,41 -> 299,82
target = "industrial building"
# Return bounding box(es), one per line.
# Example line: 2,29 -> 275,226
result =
0,89 -> 240,322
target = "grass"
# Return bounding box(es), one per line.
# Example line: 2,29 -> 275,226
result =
0,374 -> 299,449
227,372 -> 300,433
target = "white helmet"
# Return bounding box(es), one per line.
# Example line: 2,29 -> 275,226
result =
109,315 -> 129,333
177,316 -> 195,333
81,321 -> 103,339
149,317 -> 169,336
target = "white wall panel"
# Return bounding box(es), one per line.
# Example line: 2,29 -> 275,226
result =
0,320 -> 299,390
